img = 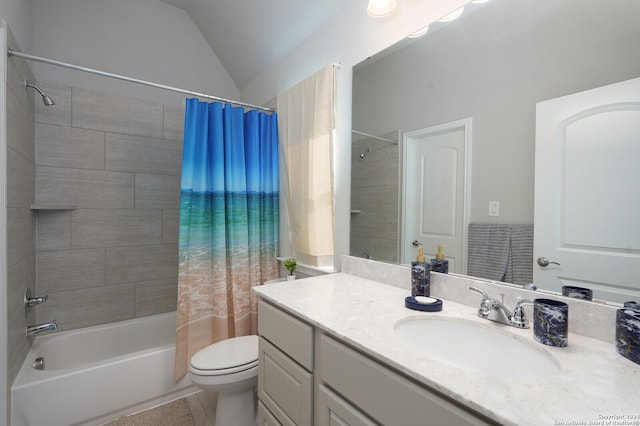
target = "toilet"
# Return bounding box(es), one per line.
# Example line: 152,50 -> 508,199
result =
189,335 -> 259,426
188,278 -> 286,426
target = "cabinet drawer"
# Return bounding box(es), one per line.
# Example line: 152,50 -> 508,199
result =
258,300 -> 313,370
317,384 -> 377,426
259,337 -> 313,426
258,401 -> 283,426
319,334 -> 495,426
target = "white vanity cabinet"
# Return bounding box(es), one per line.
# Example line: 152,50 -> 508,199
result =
257,299 -> 495,426
258,300 -> 314,426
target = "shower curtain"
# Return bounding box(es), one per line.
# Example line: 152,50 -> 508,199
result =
174,99 -> 279,379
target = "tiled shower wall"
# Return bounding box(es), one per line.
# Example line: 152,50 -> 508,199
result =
6,28 -> 36,389
34,81 -> 185,330
350,131 -> 399,263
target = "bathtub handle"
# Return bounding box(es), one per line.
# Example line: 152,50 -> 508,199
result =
25,288 -> 48,307
24,288 -> 48,316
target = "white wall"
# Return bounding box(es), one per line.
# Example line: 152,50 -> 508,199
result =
242,0 -> 468,270
31,0 -> 239,106
0,0 -> 32,53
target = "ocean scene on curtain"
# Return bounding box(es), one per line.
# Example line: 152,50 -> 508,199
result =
174,99 -> 279,379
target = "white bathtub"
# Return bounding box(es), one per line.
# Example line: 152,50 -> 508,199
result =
11,312 -> 196,426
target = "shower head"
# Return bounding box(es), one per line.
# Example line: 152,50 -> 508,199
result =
359,147 -> 371,159
24,80 -> 55,106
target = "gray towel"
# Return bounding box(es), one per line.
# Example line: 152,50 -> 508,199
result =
468,223 -> 511,282
468,223 -> 534,286
504,224 -> 534,286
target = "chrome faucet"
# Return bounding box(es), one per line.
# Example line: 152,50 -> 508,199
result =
26,320 -> 58,336
468,287 -> 532,328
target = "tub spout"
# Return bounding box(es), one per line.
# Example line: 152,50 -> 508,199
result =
26,320 -> 58,336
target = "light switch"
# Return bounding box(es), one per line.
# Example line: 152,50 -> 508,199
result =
489,201 -> 500,217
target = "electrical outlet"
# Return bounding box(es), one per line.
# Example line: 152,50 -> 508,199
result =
489,201 -> 500,217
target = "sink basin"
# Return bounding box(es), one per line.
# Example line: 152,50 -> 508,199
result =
394,318 -> 560,380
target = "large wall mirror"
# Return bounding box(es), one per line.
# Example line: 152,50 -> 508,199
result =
350,0 -> 640,303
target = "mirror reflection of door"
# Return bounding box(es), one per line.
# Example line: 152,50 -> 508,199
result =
534,77 -> 640,303
401,119 -> 471,272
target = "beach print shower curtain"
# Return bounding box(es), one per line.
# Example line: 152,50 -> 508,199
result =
174,99 -> 279,379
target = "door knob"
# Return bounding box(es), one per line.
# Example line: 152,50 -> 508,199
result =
412,240 -> 422,247
537,256 -> 560,267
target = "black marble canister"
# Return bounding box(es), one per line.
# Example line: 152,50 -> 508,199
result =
533,298 -> 568,347
561,285 -> 593,301
616,308 -> 640,365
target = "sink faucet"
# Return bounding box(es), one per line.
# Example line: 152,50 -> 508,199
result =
468,287 -> 532,329
26,320 -> 58,336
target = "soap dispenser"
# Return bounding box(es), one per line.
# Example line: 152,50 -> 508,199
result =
431,245 -> 449,274
411,245 -> 431,297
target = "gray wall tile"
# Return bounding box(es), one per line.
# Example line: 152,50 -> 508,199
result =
7,147 -> 35,208
31,82 -> 182,332
7,208 -> 34,268
164,105 -> 185,141
135,278 -> 178,317
5,41 -> 37,389
36,210 -> 71,251
36,284 -> 136,330
37,249 -> 106,293
72,87 -> 163,138
6,58 -> 34,113
71,209 -> 161,248
162,209 -> 179,243
35,81 -> 72,126
36,166 -> 134,209
105,133 -> 182,174
36,123 -> 104,169
7,88 -> 33,163
7,256 -> 35,386
106,243 -> 177,284
135,173 -> 180,209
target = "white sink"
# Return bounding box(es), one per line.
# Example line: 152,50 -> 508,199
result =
394,318 -> 560,380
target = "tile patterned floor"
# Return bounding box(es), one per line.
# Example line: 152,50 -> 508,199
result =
103,391 -> 216,426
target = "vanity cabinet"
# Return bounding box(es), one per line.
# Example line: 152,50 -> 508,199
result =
257,300 -> 495,426
258,300 -> 314,426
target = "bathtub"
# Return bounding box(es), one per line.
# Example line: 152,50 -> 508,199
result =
11,312 -> 196,426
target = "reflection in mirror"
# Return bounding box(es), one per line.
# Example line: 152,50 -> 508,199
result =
351,0 -> 640,303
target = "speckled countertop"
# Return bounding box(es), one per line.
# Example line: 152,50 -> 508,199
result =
254,273 -> 640,426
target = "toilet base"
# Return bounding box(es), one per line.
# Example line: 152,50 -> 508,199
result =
215,386 -> 256,426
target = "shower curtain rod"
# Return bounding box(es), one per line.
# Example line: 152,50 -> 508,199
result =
351,130 -> 398,144
7,48 -> 274,112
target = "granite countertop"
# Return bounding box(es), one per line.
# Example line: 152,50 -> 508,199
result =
254,273 -> 640,426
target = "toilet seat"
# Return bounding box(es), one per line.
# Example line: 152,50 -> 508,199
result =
189,335 -> 258,376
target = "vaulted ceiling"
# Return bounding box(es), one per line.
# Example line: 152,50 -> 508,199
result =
161,0 -> 349,89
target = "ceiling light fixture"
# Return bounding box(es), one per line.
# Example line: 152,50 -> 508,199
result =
367,0 -> 398,18
437,6 -> 464,22
408,25 -> 429,39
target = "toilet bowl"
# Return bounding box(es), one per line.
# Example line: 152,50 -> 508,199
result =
189,335 -> 259,426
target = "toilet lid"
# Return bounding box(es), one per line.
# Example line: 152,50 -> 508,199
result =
190,335 -> 258,372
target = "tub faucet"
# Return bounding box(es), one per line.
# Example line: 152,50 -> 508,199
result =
26,320 -> 58,336
468,287 -> 532,329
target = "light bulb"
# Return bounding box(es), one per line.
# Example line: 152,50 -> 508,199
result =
367,0 -> 398,17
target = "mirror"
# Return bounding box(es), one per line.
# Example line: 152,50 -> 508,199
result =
350,0 -> 640,302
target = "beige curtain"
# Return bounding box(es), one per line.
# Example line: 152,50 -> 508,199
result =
277,64 -> 336,267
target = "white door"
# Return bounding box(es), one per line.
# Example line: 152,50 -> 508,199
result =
401,119 -> 471,273
534,77 -> 640,303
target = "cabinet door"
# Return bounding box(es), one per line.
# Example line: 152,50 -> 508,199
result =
319,334 -> 495,426
317,385 -> 377,426
258,401 -> 283,426
259,337 -> 313,426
